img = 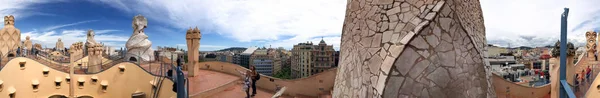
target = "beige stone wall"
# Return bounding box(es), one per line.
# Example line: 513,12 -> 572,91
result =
332,0 -> 494,97
492,74 -> 550,98
197,61 -> 336,97
0,57 -> 176,98
585,71 -> 600,97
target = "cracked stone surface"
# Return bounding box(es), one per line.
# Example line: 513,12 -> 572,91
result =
333,0 -> 494,98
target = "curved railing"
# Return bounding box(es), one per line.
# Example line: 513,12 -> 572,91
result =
73,59 -> 172,78
26,54 -> 70,73
37,50 -> 70,63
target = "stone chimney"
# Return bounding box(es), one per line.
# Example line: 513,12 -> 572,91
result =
186,27 -> 202,77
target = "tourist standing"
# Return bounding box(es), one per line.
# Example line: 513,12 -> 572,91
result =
16,47 -> 20,57
250,65 -> 260,97
236,69 -> 252,98
22,47 -> 27,56
587,66 -> 592,82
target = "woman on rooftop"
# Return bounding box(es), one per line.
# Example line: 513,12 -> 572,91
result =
236,68 -> 253,98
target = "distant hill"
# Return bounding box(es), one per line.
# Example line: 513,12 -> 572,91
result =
216,47 -> 247,52
508,46 -> 534,50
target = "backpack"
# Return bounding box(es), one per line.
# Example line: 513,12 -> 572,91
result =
255,72 -> 261,80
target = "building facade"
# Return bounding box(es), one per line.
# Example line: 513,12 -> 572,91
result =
250,48 -> 272,76
216,51 -> 234,63
311,40 -> 336,75
236,47 -> 257,68
291,39 -> 336,78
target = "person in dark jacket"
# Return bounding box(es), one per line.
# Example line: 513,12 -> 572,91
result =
16,47 -> 20,57
176,56 -> 181,67
250,65 -> 258,97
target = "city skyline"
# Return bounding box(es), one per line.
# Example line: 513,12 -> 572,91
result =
2,0 -> 599,51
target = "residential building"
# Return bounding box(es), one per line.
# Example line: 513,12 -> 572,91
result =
216,51 -> 235,63
487,45 -> 508,57
236,47 -> 258,68
291,39 -> 336,78
156,46 -> 184,62
251,47 -> 274,76
271,47 -> 290,75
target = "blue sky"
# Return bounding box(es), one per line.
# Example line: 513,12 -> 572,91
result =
3,0 -> 600,51
0,0 -> 346,51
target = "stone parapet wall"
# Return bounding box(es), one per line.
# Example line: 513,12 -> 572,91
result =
492,74 -> 550,98
332,0 -> 494,97
197,61 -> 336,97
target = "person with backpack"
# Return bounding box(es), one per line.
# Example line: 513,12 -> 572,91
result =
250,65 -> 260,97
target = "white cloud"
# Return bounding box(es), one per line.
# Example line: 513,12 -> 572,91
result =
481,0 -> 600,47
199,45 -> 230,51
21,29 -> 129,49
265,36 -> 341,50
90,0 -> 346,49
42,20 -> 99,31
0,0 -> 65,19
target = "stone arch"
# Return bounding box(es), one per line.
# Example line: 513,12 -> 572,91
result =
129,57 -> 138,62
332,0 -> 493,98
48,95 -> 68,98
76,95 -> 94,98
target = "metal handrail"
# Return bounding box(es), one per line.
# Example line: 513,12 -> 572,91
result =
561,80 -> 576,98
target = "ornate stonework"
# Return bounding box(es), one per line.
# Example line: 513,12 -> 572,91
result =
125,15 -> 155,62
56,38 -> 64,51
24,35 -> 32,51
0,15 -> 21,57
551,40 -> 575,57
84,29 -> 103,72
186,27 -> 202,77
332,0 -> 494,97
85,29 -> 98,53
586,31 -> 596,57
69,42 -> 84,63
87,44 -> 104,73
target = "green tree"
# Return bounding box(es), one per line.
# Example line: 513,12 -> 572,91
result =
273,67 -> 292,79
